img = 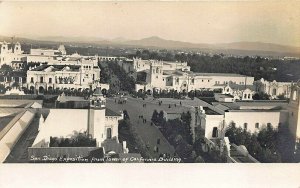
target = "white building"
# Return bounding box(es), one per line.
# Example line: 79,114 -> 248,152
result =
0,41 -> 25,68
254,78 -> 292,99
196,83 -> 300,142
222,83 -> 255,101
27,44 -> 67,63
31,88 -> 125,153
134,60 -> 254,93
26,59 -> 104,93
118,58 -> 190,75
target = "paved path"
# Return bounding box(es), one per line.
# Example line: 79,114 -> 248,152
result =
107,96 -> 197,158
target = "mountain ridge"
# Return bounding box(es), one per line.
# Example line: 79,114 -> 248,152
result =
1,35 -> 299,57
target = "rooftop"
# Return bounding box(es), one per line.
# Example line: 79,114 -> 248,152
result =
203,107 -> 222,115
105,108 -> 122,117
0,114 -> 16,133
30,65 -> 81,72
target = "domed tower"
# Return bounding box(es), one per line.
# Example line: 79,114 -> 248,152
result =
87,87 -> 106,146
287,81 -> 300,143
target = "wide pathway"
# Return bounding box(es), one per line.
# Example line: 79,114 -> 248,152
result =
106,96 -> 194,158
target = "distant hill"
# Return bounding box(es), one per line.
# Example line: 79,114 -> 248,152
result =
119,36 -> 300,57
1,35 -> 299,57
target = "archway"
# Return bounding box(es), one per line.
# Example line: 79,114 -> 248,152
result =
38,86 -> 45,94
180,81 -> 188,91
146,89 -> 152,95
29,86 -> 35,94
102,88 -> 107,95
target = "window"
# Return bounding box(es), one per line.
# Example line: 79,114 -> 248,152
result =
30,77 -> 34,83
208,80 -> 210,82
212,127 -> 218,138
267,123 -> 272,128
244,94 -> 247,98
244,123 -> 248,130
248,94 -> 251,99
163,79 -> 164,81
49,78 -> 52,83
202,79 -> 204,82
255,123 -> 259,129
40,77 -> 43,83
107,128 -> 112,139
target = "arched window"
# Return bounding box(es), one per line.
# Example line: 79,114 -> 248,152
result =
255,123 -> 259,129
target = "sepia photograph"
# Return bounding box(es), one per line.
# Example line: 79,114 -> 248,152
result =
0,0 -> 300,187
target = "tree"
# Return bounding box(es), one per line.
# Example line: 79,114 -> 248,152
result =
123,110 -> 130,120
253,92 -> 270,100
157,110 -> 164,124
0,84 -> 6,94
0,64 -> 13,72
151,110 -> 158,123
181,111 -> 193,144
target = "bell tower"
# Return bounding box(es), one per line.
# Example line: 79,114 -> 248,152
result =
150,60 -> 163,88
287,81 -> 300,142
14,42 -> 22,55
88,87 -> 106,146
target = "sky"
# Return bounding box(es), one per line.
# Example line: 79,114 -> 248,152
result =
0,1 -> 299,47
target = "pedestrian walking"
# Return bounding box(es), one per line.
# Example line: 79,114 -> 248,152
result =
157,138 -> 160,145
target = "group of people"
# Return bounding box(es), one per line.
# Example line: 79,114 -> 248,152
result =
138,115 -> 147,124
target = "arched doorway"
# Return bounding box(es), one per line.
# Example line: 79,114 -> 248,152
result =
102,88 -> 107,95
29,86 -> 35,94
38,86 -> 45,94
180,81 -> 188,91
48,86 -> 53,94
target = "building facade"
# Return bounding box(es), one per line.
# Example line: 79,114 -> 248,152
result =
26,61 -> 102,93
0,41 -> 25,68
31,88 -> 125,152
134,60 -> 254,93
254,78 -> 292,99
